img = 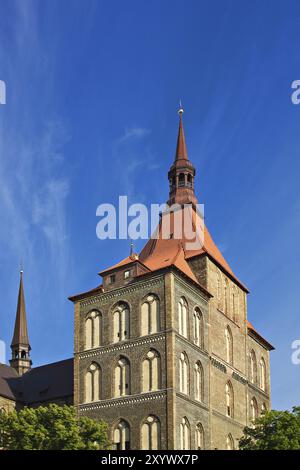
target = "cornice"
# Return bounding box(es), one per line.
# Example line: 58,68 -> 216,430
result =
79,390 -> 167,411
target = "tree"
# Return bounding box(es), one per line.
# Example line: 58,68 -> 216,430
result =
0,404 -> 110,450
239,407 -> 300,450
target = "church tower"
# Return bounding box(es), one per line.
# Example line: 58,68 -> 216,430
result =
10,270 -> 32,375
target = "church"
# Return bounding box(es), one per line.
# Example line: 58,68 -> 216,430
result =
0,108 -> 274,450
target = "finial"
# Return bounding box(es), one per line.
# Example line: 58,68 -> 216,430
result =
20,259 -> 23,275
178,100 -> 184,116
130,240 -> 134,257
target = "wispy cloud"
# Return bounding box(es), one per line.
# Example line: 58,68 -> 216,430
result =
118,127 -> 151,143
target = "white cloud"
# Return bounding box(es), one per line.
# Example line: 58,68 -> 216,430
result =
118,127 -> 151,143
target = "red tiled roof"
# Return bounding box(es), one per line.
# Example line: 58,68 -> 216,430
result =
247,321 -> 274,350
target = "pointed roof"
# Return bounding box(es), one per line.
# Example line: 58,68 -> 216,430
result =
11,271 -> 30,348
174,111 -> 188,164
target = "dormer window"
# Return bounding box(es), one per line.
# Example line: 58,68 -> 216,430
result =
109,274 -> 116,284
124,270 -> 130,279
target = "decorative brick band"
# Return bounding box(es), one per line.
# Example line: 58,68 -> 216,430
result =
232,371 -> 247,385
211,357 -> 227,373
80,277 -> 164,307
79,390 -> 167,411
78,333 -> 166,359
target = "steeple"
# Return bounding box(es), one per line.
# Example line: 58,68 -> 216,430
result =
10,270 -> 32,375
167,105 -> 198,206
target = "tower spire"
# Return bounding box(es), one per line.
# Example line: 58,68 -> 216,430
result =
10,270 -> 32,375
167,106 -> 198,206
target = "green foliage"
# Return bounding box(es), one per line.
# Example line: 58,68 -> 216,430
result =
239,407 -> 300,450
0,404 -> 110,450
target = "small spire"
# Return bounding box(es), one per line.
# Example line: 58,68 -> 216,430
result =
11,270 -> 30,348
175,103 -> 188,161
130,240 -> 134,257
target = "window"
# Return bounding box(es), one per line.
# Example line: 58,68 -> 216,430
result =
141,416 -> 161,450
224,278 -> 229,314
225,326 -> 233,365
142,350 -> 161,392
114,357 -> 130,397
195,423 -> 204,450
193,308 -> 203,347
179,352 -> 189,395
180,417 -> 190,450
261,403 -> 267,415
113,420 -> 130,450
178,297 -> 188,338
194,361 -> 203,402
85,363 -> 101,403
225,381 -> 234,418
141,295 -> 160,336
85,311 -> 102,350
250,397 -> 258,422
113,303 -> 130,342
226,433 -> 234,450
178,173 -> 185,187
260,357 -> 266,391
250,350 -> 257,385
124,270 -> 130,279
109,274 -> 116,284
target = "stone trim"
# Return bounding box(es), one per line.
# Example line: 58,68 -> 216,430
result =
80,276 -> 164,307
176,391 -> 209,412
248,382 -> 270,399
211,409 -> 245,429
78,333 -> 166,359
79,390 -> 167,411
175,333 -> 209,358
174,275 -> 209,304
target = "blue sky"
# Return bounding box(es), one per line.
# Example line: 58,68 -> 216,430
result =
0,0 -> 300,410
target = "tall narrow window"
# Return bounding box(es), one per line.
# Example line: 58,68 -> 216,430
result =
194,361 -> 203,402
141,416 -> 161,450
260,357 -> 266,391
225,381 -> 234,418
113,303 -> 129,343
178,297 -> 188,338
250,397 -> 258,422
217,271 -> 222,308
142,350 -> 161,392
261,403 -> 267,415
195,423 -> 204,450
113,420 -> 130,450
225,326 -> 233,365
193,308 -> 203,347
179,352 -> 189,395
226,434 -> 234,450
250,350 -> 257,385
85,363 -> 101,402
224,279 -> 229,314
180,417 -> 190,450
85,311 -> 102,350
114,357 -> 130,397
141,295 -> 160,336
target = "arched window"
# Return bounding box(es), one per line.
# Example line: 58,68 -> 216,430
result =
180,417 -> 190,450
178,297 -> 188,338
225,326 -> 233,365
261,403 -> 267,415
193,308 -> 203,347
113,303 -> 129,343
179,352 -> 189,395
250,397 -> 258,422
217,271 -> 222,308
113,420 -> 130,450
224,278 -> 229,314
178,173 -> 185,187
195,423 -> 204,450
250,350 -> 257,385
141,415 -> 161,450
141,295 -> 160,336
225,381 -> 234,418
226,433 -> 234,450
142,350 -> 161,392
260,357 -> 266,391
85,363 -> 101,403
114,357 -> 130,397
194,361 -> 203,402
85,311 -> 102,350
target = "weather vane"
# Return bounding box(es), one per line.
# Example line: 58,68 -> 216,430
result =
178,99 -> 184,115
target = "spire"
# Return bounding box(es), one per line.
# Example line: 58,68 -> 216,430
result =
10,270 -> 31,375
167,105 -> 198,207
175,103 -> 188,163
